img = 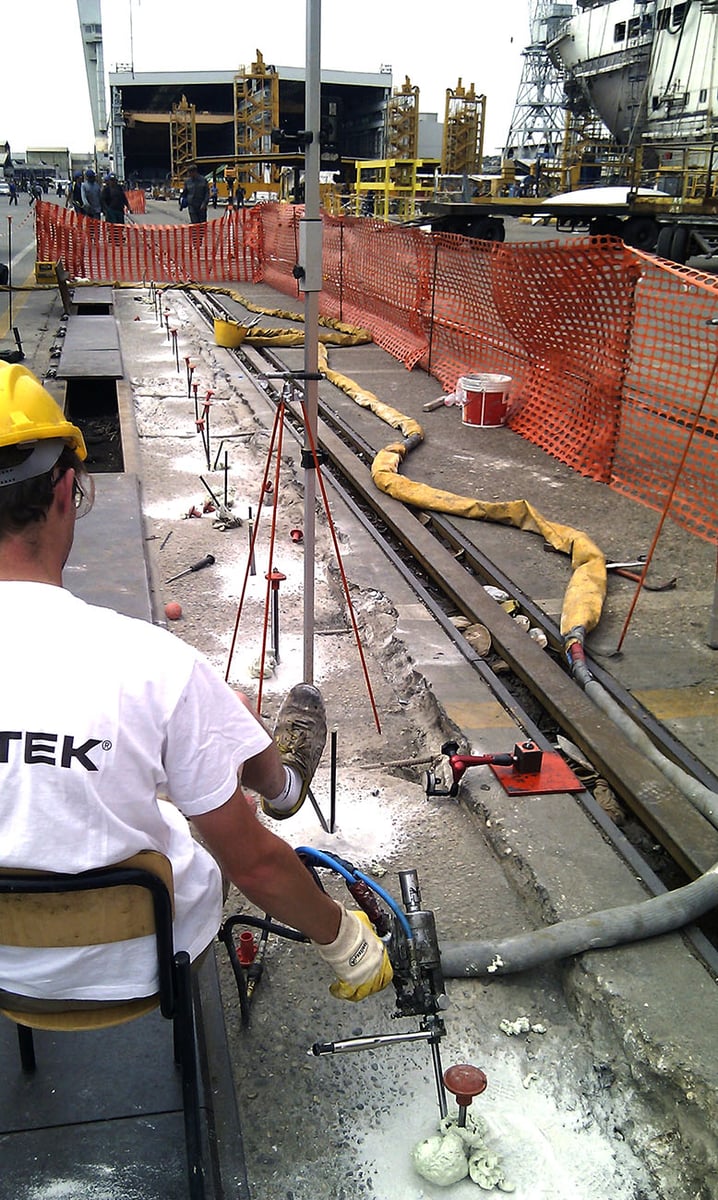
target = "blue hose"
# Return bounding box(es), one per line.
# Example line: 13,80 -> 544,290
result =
295,846 -> 413,940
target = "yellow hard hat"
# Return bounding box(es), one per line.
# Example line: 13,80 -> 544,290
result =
0,363 -> 86,486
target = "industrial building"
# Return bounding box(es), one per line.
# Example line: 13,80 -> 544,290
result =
109,57 -> 395,189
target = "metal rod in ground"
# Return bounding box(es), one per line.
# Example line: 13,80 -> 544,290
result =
172,329 -> 180,372
248,507 -> 255,576
271,585 -> 280,661
223,450 -> 229,507
307,786 -> 330,834
199,475 -> 221,508
329,729 -> 337,833
204,399 -> 212,470
193,383 -> 199,423
213,439 -> 225,471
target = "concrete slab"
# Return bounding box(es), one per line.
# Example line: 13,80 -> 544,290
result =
57,314 -> 123,378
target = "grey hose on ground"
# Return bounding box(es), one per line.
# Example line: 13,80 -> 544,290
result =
439,862 -> 718,977
583,677 -> 718,829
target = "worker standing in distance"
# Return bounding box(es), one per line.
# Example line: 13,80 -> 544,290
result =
0,363 -> 392,1008
180,163 -> 209,224
80,169 -> 102,219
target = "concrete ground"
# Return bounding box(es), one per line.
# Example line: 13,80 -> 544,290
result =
4,204 -> 718,1199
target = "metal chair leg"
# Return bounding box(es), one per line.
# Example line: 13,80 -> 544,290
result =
174,951 -> 205,1200
17,1023 -> 36,1072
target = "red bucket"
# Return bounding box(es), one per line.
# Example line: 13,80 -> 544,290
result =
459,374 -> 511,427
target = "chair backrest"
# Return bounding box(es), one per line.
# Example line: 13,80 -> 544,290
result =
54,259 -> 73,315
0,852 -> 177,1022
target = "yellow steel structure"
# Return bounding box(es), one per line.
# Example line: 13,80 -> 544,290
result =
353,158 -> 428,221
233,50 -> 280,196
441,79 -> 486,176
386,77 -> 420,161
169,95 -> 197,189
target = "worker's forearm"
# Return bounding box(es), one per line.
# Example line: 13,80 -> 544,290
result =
234,843 -> 342,945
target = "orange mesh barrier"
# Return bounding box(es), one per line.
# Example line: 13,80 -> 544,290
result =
127,189 -> 146,215
35,202 -> 260,284
32,201 -> 716,540
611,252 -> 718,541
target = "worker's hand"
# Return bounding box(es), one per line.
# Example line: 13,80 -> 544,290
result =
314,908 -> 393,1002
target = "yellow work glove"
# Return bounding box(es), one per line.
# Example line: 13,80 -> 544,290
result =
314,908 -> 393,1002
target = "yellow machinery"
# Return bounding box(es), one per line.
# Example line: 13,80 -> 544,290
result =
169,96 -> 197,191
441,79 -> 486,177
353,158 -> 432,221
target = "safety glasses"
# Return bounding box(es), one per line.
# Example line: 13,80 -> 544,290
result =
52,468 -> 96,519
72,470 -> 95,519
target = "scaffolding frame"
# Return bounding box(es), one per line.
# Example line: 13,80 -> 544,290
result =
441,80 -> 485,177
170,95 -> 197,189
233,50 -> 280,194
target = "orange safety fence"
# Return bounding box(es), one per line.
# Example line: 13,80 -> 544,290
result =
260,208 -> 717,543
35,202 -> 261,285
127,189 -> 146,215
33,200 -> 717,541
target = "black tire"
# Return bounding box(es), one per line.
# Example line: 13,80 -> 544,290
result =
588,214 -> 623,238
656,226 -> 674,258
622,215 -> 659,251
467,216 -> 505,242
670,224 -> 691,265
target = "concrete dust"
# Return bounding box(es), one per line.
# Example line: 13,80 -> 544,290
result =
122,290 -> 659,1199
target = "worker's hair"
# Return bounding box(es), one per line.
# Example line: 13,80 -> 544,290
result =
0,444 -> 83,538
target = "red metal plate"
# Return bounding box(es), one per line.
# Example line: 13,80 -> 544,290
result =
490,753 -> 583,795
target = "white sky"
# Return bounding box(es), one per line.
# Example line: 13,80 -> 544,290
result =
2,0 -> 529,159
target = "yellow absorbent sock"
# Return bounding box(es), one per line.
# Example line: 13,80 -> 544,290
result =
319,344 -> 424,441
372,442 -> 607,636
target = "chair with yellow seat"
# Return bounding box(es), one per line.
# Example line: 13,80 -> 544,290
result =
0,851 -> 205,1200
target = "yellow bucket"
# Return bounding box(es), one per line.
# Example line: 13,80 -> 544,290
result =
214,318 -> 248,348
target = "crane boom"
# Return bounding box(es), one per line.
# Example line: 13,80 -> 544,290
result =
76,0 -> 109,159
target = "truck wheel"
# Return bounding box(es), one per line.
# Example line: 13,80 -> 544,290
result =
589,215 -> 623,237
670,225 -> 691,264
656,227 -> 674,258
467,216 -> 505,242
622,216 -> 659,251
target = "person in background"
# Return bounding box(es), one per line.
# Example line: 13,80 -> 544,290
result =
180,163 -> 209,224
210,181 -> 218,209
80,169 -> 102,220
67,171 -> 84,213
8,181 -> 17,206
101,174 -> 131,225
0,362 -> 392,1008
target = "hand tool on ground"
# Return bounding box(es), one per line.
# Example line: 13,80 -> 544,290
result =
221,859 -> 451,1118
426,739 -> 582,798
165,553 -> 215,584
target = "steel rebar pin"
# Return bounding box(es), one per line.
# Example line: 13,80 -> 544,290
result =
192,381 -> 199,423
172,329 -> 180,372
329,729 -> 338,833
223,450 -> 229,508
248,506 -> 256,576
213,439 -> 226,471
266,569 -> 287,662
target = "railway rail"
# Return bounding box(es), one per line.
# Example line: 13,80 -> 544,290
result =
180,286 -> 718,963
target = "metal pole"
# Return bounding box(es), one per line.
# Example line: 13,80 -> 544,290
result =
301,0 -> 322,684
7,216 -> 13,332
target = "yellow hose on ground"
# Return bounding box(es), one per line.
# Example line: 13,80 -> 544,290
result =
316,345 -> 605,635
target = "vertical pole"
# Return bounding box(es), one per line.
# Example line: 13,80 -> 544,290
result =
7,216 -> 13,332
301,0 -> 322,685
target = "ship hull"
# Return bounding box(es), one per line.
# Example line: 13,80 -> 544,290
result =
550,0 -> 718,146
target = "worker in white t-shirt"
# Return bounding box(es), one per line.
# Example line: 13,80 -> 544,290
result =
0,363 -> 392,1007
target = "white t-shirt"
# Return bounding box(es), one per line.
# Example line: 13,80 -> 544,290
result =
0,582 -> 271,1000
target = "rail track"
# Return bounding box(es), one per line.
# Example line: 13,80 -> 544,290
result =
180,287 -> 718,963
